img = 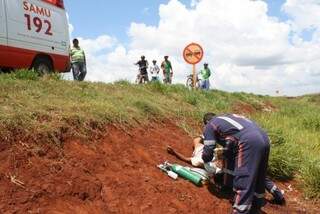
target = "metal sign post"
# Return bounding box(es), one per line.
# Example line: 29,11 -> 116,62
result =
183,43 -> 204,89
192,64 -> 196,88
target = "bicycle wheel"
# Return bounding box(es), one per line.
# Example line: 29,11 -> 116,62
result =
186,77 -> 193,89
197,79 -> 202,89
135,74 -> 141,84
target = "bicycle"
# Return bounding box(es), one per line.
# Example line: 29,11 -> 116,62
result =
135,65 -> 149,84
186,74 -> 201,89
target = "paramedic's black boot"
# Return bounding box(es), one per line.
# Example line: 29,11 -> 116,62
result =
271,189 -> 285,205
271,196 -> 286,205
213,171 -> 224,185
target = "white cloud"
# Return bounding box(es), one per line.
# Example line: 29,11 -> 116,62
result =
282,0 -> 320,32
68,0 -> 320,96
79,35 -> 117,55
66,13 -> 74,36
190,0 -> 199,7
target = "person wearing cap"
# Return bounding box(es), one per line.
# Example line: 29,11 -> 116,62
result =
70,38 -> 87,81
161,56 -> 173,84
135,56 -> 149,84
199,63 -> 211,90
149,60 -> 160,82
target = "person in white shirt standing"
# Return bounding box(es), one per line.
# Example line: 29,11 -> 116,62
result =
149,60 -> 160,82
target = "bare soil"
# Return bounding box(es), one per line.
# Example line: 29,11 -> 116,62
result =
0,122 -> 318,214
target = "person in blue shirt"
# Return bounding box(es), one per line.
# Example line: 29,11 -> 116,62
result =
201,112 -> 272,214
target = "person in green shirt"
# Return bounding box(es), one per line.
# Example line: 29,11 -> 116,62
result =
70,38 -> 87,81
161,56 -> 173,84
199,63 -> 211,90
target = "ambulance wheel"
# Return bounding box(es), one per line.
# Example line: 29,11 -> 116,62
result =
33,57 -> 53,75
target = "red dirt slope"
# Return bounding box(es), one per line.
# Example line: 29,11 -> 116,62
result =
0,122 -> 318,214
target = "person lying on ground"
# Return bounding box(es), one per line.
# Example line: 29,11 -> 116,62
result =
167,136 -> 221,168
167,137 -> 285,205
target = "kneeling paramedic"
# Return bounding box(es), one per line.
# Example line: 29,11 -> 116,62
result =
202,113 -> 271,214
167,137 -> 284,205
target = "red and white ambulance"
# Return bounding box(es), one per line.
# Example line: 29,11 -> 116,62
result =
0,0 -> 70,73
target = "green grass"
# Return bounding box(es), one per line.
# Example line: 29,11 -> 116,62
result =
0,70 -> 320,198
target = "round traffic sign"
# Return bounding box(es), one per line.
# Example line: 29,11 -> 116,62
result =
183,43 -> 204,65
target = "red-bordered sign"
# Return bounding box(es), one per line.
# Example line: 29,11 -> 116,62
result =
183,43 -> 204,65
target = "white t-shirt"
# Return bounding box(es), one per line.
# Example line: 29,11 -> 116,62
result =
191,144 -> 205,167
191,144 -> 221,174
149,64 -> 160,77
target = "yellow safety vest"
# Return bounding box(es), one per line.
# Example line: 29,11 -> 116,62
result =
70,47 -> 85,63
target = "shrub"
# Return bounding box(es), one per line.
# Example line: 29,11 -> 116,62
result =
268,128 -> 286,145
167,84 -> 188,93
301,158 -> 320,198
147,81 -> 168,95
0,69 -> 63,81
308,94 -> 320,104
268,144 -> 299,180
134,100 -> 159,116
184,93 -> 198,106
10,69 -> 40,80
42,72 -> 62,81
113,79 -> 131,86
302,117 -> 320,131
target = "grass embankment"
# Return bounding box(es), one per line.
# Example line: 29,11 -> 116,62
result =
0,70 -> 320,198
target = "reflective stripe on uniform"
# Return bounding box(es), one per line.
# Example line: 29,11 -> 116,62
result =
204,140 -> 215,146
223,168 -> 235,176
254,192 -> 265,198
70,47 -> 85,62
270,185 -> 277,194
238,142 -> 244,167
217,116 -> 244,130
233,204 -> 252,212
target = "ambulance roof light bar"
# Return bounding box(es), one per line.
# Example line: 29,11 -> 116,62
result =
42,0 -> 65,9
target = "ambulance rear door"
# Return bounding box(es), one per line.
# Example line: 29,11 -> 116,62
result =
6,0 -> 69,57
0,0 -> 7,46
0,0 -> 8,68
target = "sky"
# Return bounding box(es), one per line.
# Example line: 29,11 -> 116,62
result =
65,0 -> 200,42
64,0 -> 320,96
